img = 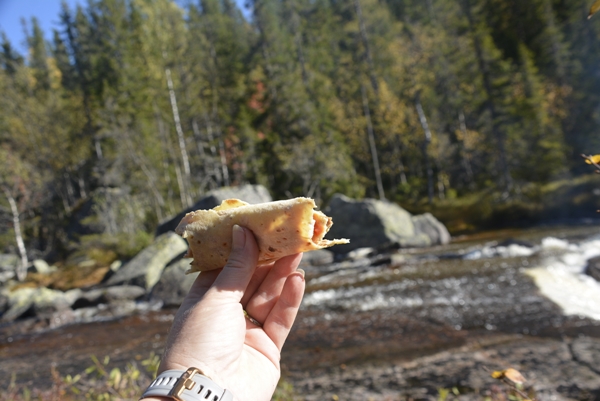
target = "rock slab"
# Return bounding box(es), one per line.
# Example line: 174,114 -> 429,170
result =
324,194 -> 415,253
585,256 -> 600,281
151,258 -> 197,306
325,194 -> 437,253
1,287 -> 82,321
75,285 -> 146,308
105,232 -> 188,290
290,336 -> 600,401
412,212 -> 451,246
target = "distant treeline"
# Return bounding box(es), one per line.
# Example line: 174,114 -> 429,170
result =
1,0 -> 600,258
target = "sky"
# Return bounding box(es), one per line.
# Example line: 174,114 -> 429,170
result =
0,0 -> 251,55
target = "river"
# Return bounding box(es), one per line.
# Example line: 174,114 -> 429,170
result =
2,224 -> 600,398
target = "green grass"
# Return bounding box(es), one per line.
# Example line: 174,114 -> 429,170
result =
1,352 -> 540,401
1,353 -> 303,401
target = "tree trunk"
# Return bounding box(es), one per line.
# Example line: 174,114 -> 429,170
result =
211,112 -> 230,189
458,111 -> 475,188
218,138 -> 230,187
3,188 -> 28,281
174,163 -> 187,209
361,84 -> 385,200
191,118 -> 214,189
154,102 -> 179,215
393,138 -> 408,186
166,68 -> 193,207
415,94 -> 434,204
436,168 -> 446,200
355,0 -> 379,96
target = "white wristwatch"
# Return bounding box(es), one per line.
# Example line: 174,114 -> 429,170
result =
140,368 -> 234,401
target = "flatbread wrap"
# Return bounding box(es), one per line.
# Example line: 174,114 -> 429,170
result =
175,197 -> 349,272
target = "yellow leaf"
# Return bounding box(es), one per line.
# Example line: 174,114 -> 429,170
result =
589,0 -> 600,19
491,370 -> 505,379
503,368 -> 526,384
492,368 -> 526,384
584,154 -> 600,164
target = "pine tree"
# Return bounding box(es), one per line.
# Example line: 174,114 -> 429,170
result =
0,33 -> 24,75
26,17 -> 51,92
461,0 -> 514,192
186,0 -> 254,191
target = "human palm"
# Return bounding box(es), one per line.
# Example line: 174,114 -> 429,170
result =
158,226 -> 305,401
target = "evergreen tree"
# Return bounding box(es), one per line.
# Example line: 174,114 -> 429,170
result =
0,33 -> 24,75
26,17 -> 51,92
3,0 -> 600,256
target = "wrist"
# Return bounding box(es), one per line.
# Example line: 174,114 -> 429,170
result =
140,368 -> 234,401
158,361 -> 223,390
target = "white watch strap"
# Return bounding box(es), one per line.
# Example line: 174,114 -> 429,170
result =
140,368 -> 234,401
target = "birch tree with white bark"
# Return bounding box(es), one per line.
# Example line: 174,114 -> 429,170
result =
0,147 -> 40,281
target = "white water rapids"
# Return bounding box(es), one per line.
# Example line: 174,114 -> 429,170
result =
525,236 -> 600,320
302,228 -> 600,325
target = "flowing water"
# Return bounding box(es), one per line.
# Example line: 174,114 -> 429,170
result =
282,225 -> 600,373
303,226 -> 600,324
2,225 -> 600,390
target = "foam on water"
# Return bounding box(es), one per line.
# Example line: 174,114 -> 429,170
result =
302,277 -> 471,311
540,237 -> 573,250
525,267 -> 600,320
525,237 -> 600,321
303,233 -> 600,321
463,244 -> 535,260
463,235 -> 589,261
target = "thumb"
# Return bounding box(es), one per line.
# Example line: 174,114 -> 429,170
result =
210,225 -> 259,302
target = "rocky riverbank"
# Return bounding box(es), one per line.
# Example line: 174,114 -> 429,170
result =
2,187 -> 600,400
279,225 -> 600,400
0,187 -> 451,332
286,332 -> 600,401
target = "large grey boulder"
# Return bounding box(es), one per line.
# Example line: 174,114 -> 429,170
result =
75,285 -> 146,308
0,254 -> 19,271
32,288 -> 82,316
324,194 -> 417,254
571,336 -> 600,373
0,254 -> 18,283
151,258 -> 197,306
411,213 -> 451,246
0,292 -> 8,315
1,287 -> 36,321
31,259 -> 56,274
156,184 -> 272,236
1,287 -> 81,321
585,256 -> 600,282
0,270 -> 15,283
105,232 -> 188,290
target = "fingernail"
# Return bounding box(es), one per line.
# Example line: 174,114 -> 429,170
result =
296,268 -> 305,279
232,225 -> 245,249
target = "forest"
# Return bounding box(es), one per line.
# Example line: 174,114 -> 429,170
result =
1,0 -> 600,269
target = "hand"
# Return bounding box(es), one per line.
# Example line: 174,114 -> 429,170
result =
151,225 -> 306,401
